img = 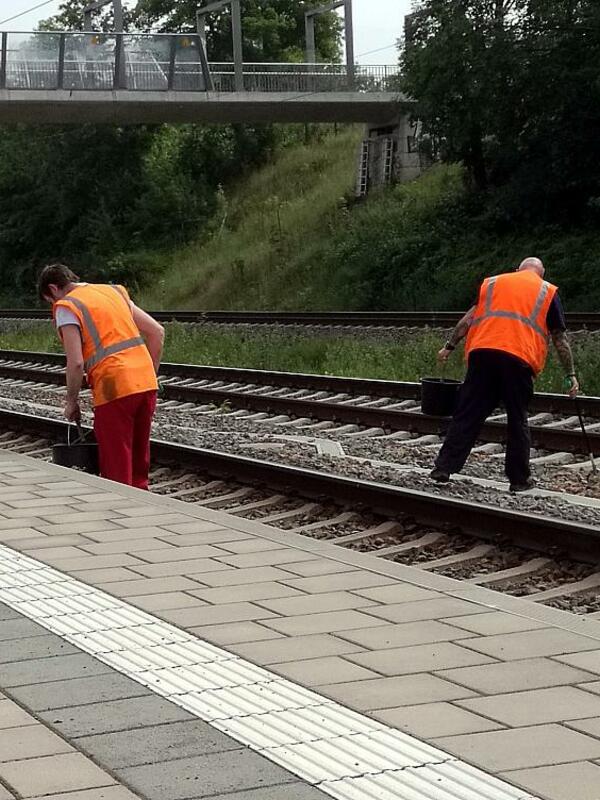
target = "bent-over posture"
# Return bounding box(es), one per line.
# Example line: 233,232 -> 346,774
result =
431,257 -> 578,492
38,263 -> 165,489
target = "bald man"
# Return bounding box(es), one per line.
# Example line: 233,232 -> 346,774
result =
431,258 -> 579,492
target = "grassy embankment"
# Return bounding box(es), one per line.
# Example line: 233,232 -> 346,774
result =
137,128 -> 600,313
2,322 -> 599,396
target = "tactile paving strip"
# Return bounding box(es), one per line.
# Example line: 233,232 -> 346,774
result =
0,544 -> 538,800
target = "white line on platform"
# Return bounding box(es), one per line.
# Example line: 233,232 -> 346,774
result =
0,544 -> 537,800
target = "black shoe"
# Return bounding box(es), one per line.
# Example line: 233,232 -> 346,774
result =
509,478 -> 535,493
430,468 -> 450,483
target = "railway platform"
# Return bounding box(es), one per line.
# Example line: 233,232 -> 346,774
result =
0,451 -> 599,800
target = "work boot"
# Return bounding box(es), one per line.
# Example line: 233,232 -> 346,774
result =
430,468 -> 450,483
509,477 -> 535,493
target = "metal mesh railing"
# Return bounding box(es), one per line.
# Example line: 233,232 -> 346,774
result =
0,31 -> 400,94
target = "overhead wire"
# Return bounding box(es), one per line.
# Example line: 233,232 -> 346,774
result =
0,0 -> 57,27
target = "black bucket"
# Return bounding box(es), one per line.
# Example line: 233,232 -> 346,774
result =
420,378 -> 462,417
53,425 -> 100,475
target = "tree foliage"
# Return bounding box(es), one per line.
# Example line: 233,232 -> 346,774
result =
42,0 -> 342,62
402,1 -> 600,223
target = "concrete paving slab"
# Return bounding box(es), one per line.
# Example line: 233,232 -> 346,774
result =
38,695 -> 194,738
98,577 -> 201,596
216,550 -> 317,569
554,650 -> 600,674
458,685 -> 600,726
205,786 -> 328,799
45,554 -> 142,570
71,567 -> 145,584
29,789 -> 141,800
271,655 -> 377,685
579,680 -> 600,694
278,559 -> 357,578
9,673 -> 150,711
120,750 -> 296,800
81,539 -> 178,555
193,566 -> 298,588
189,582 -> 303,605
115,514 -> 193,529
16,535 -> 96,551
131,592 -> 208,612
0,634 -> 79,664
433,724 -> 600,771
318,673 -> 476,711
0,784 -> 14,799
437,657 -> 597,694
337,620 -> 473,650
373,701 -> 504,738
262,609 -> 387,637
364,597 -> 488,624
134,545 -> 228,563
75,720 -> 241,768
213,538 -> 289,554
160,602 -> 277,627
352,584 -> 443,604
461,628 -> 600,660
447,611 -> 550,636
0,606 -> 19,621
0,752 -> 116,796
189,621 -> 284,646
280,571 -> 394,594
499,762 -> 600,800
230,634 -> 365,664
566,717 -> 600,737
256,591 -> 377,617
0,619 -> 50,642
0,654 -> 112,687
346,641 -> 496,676
161,522 -> 241,536
0,725 -> 72,761
128,559 -> 226,578
0,699 -> 38,729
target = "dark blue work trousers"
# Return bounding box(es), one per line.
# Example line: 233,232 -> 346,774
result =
434,349 -> 534,484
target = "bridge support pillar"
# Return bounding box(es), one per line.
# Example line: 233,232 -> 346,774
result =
355,116 -> 423,198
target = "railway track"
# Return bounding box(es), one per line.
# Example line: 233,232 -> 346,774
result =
0,407 -> 598,617
0,349 -> 599,459
2,308 -> 600,328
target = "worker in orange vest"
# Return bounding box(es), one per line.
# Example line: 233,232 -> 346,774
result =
38,264 -> 165,490
431,257 -> 579,492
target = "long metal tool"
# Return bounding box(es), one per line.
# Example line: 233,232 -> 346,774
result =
575,396 -> 600,481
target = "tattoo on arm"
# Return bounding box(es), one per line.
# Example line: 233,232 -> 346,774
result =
448,306 -> 476,347
551,330 -> 575,375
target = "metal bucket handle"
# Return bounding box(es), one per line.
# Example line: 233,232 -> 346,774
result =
68,423 -> 89,447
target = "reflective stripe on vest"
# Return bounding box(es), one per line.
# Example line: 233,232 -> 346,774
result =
61,294 -> 144,372
470,276 -> 550,340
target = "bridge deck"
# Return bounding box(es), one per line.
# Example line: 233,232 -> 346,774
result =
0,88 -> 406,124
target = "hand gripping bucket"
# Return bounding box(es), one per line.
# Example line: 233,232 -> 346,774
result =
53,424 -> 100,475
420,377 -> 462,417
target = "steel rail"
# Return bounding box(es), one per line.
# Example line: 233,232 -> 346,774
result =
0,348 -> 599,417
0,407 -> 598,562
0,353 -> 599,454
2,309 -> 600,328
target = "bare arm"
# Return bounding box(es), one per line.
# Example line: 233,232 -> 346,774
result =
438,306 -> 476,362
551,329 -> 579,397
132,305 -> 165,373
61,324 -> 84,421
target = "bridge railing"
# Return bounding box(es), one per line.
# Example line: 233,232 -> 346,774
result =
0,31 -> 400,93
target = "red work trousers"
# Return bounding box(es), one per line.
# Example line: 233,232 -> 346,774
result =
93,390 -> 157,490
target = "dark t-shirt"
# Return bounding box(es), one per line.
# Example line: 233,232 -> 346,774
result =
546,294 -> 566,332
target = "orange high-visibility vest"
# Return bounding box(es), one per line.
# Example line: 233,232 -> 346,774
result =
54,284 -> 158,407
465,271 -> 557,375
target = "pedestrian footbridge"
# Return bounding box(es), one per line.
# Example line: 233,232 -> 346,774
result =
0,31 -> 409,124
